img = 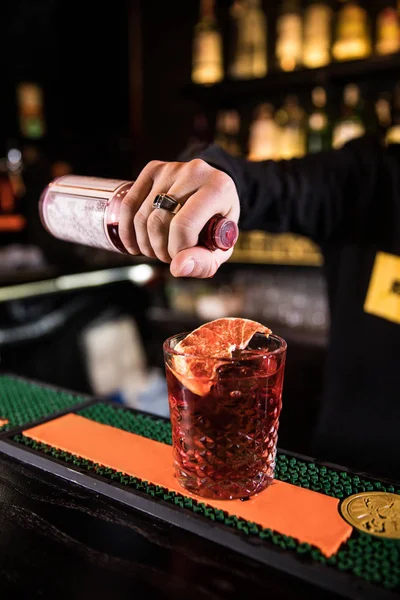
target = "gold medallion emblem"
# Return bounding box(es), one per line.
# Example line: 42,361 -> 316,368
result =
340,492 -> 400,539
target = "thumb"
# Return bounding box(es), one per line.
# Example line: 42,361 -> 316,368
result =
170,246 -> 233,278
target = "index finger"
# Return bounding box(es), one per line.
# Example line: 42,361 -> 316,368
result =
119,168 -> 155,254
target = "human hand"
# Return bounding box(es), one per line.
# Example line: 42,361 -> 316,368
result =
119,159 -> 240,278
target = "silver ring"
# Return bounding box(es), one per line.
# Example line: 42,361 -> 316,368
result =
153,193 -> 181,215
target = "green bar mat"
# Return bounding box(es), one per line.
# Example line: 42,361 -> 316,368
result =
10,401 -> 400,594
0,375 -> 90,433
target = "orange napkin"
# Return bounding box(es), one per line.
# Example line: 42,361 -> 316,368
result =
24,414 -> 352,557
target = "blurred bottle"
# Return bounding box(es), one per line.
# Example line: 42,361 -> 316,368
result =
332,84 -> 365,149
6,145 -> 23,177
276,96 -> 306,159
229,0 -> 267,79
307,87 -> 331,153
386,83 -> 400,145
248,103 -> 280,161
6,146 -> 25,201
215,109 -> 242,155
51,160 -> 73,179
0,173 -> 16,216
17,83 -> 46,140
332,0 -> 371,62
376,5 -> 400,56
375,91 -> 392,133
192,0 -> 223,85
276,0 -> 303,72
302,0 -> 333,68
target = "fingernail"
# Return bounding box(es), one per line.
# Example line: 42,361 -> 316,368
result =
179,259 -> 195,277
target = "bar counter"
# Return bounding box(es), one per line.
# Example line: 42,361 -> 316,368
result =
0,375 -> 398,600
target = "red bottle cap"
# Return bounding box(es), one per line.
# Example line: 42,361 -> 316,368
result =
199,215 -> 239,251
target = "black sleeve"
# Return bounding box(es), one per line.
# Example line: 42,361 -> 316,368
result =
198,134 -> 387,244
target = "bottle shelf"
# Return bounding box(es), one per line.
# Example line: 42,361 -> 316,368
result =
229,232 -> 323,267
183,52 -> 400,106
229,250 -> 323,267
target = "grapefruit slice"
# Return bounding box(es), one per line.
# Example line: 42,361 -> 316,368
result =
171,318 -> 271,396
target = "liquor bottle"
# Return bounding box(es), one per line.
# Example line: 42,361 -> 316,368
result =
276,0 -> 303,72
192,0 -> 223,85
332,84 -> 365,149
386,83 -> 400,145
248,104 -> 280,161
223,109 -> 241,156
307,87 -> 331,153
39,176 -> 238,253
17,83 -> 46,139
214,109 -> 242,155
375,91 -> 392,132
229,0 -> 267,79
275,96 -> 306,159
376,5 -> 400,56
302,0 -> 333,68
332,0 -> 371,62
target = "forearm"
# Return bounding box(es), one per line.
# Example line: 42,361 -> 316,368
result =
199,135 -> 385,243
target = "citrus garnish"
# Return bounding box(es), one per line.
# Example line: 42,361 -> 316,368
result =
171,318 -> 271,395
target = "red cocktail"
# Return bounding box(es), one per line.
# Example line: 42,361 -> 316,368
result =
164,329 -> 286,500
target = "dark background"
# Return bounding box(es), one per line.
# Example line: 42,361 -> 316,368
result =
1,0 -> 202,177
2,0 -> 132,175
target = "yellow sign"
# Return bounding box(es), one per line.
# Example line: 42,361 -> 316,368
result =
340,492 -> 400,539
364,252 -> 400,325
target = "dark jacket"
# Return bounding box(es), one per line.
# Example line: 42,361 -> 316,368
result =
200,135 -> 400,479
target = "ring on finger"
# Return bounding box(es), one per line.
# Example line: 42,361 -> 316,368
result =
152,193 -> 182,215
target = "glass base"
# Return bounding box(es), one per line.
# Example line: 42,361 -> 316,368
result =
175,464 -> 275,500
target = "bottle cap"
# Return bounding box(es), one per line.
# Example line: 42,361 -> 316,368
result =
199,215 -> 239,251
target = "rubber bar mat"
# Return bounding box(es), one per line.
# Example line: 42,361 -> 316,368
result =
0,400 -> 398,600
0,374 -> 93,433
